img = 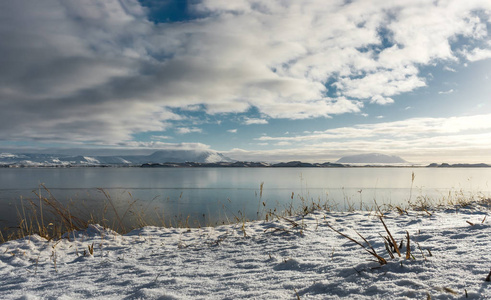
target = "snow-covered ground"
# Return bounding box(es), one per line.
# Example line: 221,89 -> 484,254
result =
1,202 -> 490,299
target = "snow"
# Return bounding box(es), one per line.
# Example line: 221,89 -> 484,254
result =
1,203 -> 490,299
83,156 -> 101,164
0,153 -> 19,159
118,158 -> 132,164
204,152 -> 224,163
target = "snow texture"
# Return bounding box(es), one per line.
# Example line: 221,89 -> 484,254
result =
1,204 -> 490,299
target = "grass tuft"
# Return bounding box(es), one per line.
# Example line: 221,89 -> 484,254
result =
88,242 -> 94,256
327,222 -> 387,265
379,216 -> 401,257
405,231 -> 411,260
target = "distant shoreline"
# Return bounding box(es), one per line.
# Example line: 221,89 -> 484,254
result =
1,162 -> 490,168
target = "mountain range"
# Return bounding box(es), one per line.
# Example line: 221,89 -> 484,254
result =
0,150 -> 233,166
2,151 -> 489,167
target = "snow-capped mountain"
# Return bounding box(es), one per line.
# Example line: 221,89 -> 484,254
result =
144,150 -> 230,164
336,153 -> 408,164
0,150 -> 233,166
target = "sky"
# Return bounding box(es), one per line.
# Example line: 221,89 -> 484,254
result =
0,0 -> 490,164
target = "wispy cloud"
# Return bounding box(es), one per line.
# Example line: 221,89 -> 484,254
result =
175,127 -> 203,134
228,114 -> 491,163
151,135 -> 173,140
226,132 -> 491,164
256,114 -> 491,143
438,89 -> 455,94
370,95 -> 394,105
227,129 -> 238,133
275,141 -> 291,146
243,118 -> 268,125
117,141 -> 211,150
462,48 -> 491,62
443,66 -> 457,72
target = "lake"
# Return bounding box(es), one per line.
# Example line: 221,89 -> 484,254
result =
1,167 -> 490,231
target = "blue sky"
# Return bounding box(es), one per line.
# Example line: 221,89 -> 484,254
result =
0,0 -> 490,163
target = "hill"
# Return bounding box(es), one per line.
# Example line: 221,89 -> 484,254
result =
336,153 -> 407,164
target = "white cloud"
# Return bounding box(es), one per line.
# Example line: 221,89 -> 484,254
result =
443,66 -> 457,72
151,135 -> 173,140
175,127 -> 203,134
275,141 -> 291,146
243,118 -> 268,125
334,66 -> 426,99
370,95 -> 394,105
462,48 -> 491,62
438,89 -> 455,95
0,0 -> 490,145
182,105 -> 203,111
227,129 -> 238,133
117,141 -> 211,150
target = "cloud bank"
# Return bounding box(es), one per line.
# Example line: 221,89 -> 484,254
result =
0,0 -> 490,145
228,114 -> 491,163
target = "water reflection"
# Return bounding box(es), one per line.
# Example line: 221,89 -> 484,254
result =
1,167 -> 490,231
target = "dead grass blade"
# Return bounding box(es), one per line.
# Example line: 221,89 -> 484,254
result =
32,185 -> 88,238
98,188 -> 126,233
88,242 -> 94,255
442,287 -> 458,295
294,288 -> 301,300
384,240 -> 395,259
405,231 -> 411,259
327,222 -> 387,265
379,216 -> 401,257
354,230 -> 379,258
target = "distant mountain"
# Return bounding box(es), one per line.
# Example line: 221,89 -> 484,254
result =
336,153 -> 407,164
144,150 -> 230,164
0,150 -> 233,166
427,163 -> 490,168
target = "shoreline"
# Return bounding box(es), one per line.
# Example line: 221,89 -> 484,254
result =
2,162 -> 491,168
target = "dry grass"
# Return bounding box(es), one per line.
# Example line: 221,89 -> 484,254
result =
4,185 -> 89,242
327,215 -> 422,266
327,222 -> 387,265
87,242 -> 94,256
1,180 -> 490,244
1,185 -> 144,243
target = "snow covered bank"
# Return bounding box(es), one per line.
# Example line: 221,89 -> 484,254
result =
1,203 -> 490,299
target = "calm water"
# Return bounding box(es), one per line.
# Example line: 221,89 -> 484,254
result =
1,167 -> 490,229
